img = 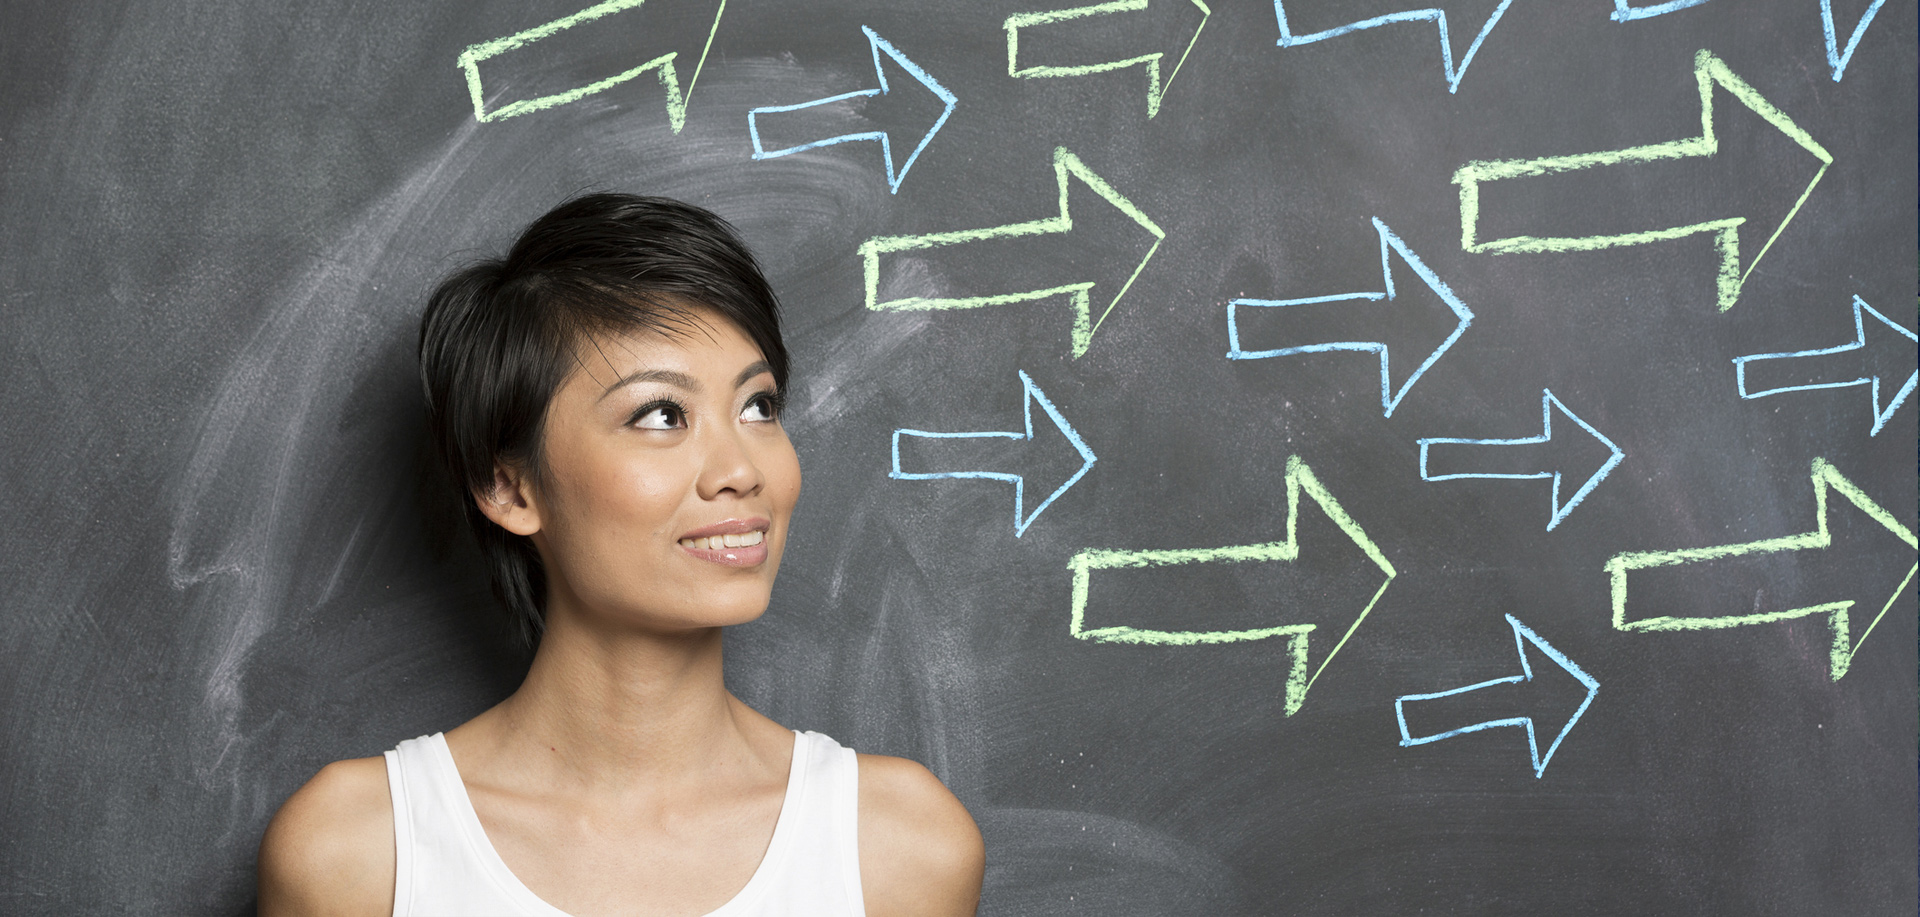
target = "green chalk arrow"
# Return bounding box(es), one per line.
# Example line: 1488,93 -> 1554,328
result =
1606,457 -> 1917,681
859,146 -> 1165,358
1068,455 -> 1397,716
1005,0 -> 1212,118
1454,48 -> 1831,312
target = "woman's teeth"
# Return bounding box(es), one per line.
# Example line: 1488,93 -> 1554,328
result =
679,530 -> 765,550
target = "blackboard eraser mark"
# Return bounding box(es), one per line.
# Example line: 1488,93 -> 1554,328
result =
1394,613 -> 1599,778
747,26 -> 956,194
889,370 -> 1096,537
1733,294 -> 1918,437
1005,0 -> 1211,118
456,0 -> 727,131
858,147 -> 1165,359
1417,388 -> 1625,531
1272,0 -> 1517,94
1453,49 -> 1832,313
1605,456 -> 1919,681
1226,217 -> 1473,418
1066,454 -> 1396,716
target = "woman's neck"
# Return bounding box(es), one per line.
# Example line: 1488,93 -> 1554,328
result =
454,604 -> 777,794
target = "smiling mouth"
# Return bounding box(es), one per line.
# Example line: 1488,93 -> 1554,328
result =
676,524 -> 770,569
678,530 -> 765,550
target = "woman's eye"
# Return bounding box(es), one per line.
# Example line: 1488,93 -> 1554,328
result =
740,394 -> 779,423
632,404 -> 685,430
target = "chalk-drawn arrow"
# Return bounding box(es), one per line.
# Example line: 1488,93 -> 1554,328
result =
1272,0 -> 1517,93
1606,457 -> 1919,681
1819,0 -> 1891,80
890,370 -> 1096,537
859,147 -> 1165,359
1395,614 -> 1599,778
1227,217 -> 1474,418
1068,455 -> 1396,716
1419,389 -> 1624,532
1608,0 -> 1712,21
457,0 -> 726,132
747,26 -> 956,194
1610,1 -> 1888,82
1006,0 -> 1211,118
1454,49 -> 1832,312
1734,295 -> 1918,437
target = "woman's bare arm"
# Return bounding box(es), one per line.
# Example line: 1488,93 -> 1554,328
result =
257,756 -> 395,917
857,754 -> 986,917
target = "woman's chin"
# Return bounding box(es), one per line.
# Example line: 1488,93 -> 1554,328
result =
613,598 -> 772,633
558,574 -> 778,635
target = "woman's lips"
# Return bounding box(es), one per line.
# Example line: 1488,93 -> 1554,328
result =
678,525 -> 769,568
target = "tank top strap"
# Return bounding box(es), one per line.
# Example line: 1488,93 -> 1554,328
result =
385,733 -> 560,916
383,744 -> 414,913
722,730 -> 865,917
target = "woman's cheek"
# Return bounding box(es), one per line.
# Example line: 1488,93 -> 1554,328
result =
614,454 -> 688,524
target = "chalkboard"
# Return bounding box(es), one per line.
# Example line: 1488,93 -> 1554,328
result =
2,0 -> 1914,912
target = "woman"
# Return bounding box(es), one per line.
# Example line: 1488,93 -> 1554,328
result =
258,194 -> 985,916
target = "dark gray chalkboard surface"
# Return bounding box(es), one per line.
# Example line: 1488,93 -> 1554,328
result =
2,0 -> 1915,912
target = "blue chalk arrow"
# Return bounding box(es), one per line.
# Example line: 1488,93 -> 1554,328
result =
1733,294 -> 1917,437
1419,389 -> 1624,531
1608,0 -> 1711,21
747,26 -> 956,193
1227,217 -> 1474,418
1273,0 -> 1516,93
1613,0 -> 1887,81
890,370 -> 1096,537
1395,613 -> 1599,778
1820,0 -> 1890,80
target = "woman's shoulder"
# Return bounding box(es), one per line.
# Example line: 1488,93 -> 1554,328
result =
854,752 -> 985,917
257,754 -> 395,917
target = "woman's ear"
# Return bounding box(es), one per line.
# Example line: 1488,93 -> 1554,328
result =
474,464 -> 543,537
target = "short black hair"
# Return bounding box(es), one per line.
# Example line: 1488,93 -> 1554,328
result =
418,193 -> 788,644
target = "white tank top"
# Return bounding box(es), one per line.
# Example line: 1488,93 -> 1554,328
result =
382,730 -> 865,917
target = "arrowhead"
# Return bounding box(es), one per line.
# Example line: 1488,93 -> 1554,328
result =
1539,390 -> 1624,531
1507,614 -> 1599,777
1806,457 -> 1920,678
1143,0 -> 1211,113
1696,50 -> 1832,310
1375,219 -> 1474,416
1014,371 -> 1097,536
860,27 -> 957,193
1435,0 -> 1516,92
1854,297 -> 1918,434
1823,0 -> 1890,80
1053,149 -> 1166,353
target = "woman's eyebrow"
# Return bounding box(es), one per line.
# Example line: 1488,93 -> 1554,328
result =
600,367 -> 698,401
733,360 -> 772,389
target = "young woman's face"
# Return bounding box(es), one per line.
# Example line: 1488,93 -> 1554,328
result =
521,308 -> 800,634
